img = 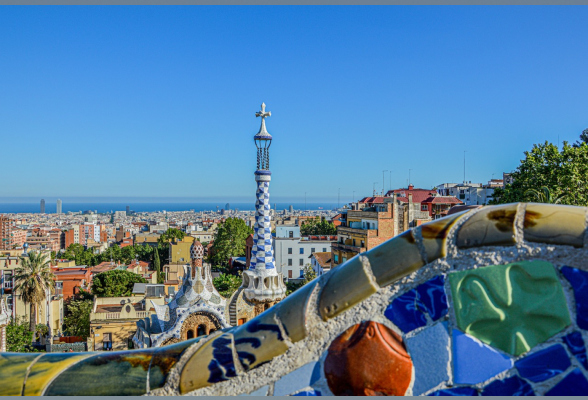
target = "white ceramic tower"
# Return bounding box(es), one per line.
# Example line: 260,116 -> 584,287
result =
242,103 -> 287,303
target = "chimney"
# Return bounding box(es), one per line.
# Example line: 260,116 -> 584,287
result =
408,184 -> 414,190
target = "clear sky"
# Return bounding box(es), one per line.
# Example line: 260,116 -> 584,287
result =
0,6 -> 587,203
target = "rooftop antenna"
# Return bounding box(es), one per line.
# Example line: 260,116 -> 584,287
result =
382,170 -> 388,196
352,190 -> 355,203
409,169 -> 413,187
373,182 -> 378,196
389,170 -> 392,192
305,192 -> 307,211
463,150 -> 467,184
338,188 -> 340,209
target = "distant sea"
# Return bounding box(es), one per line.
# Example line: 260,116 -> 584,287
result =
0,202 -> 338,214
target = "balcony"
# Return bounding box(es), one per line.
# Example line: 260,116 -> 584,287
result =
332,242 -> 366,254
3,281 -> 12,289
337,226 -> 377,237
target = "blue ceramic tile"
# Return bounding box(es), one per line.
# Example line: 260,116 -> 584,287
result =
429,387 -> 478,396
273,362 -> 320,396
515,344 -> 571,382
384,276 -> 447,333
563,331 -> 588,370
291,389 -> 321,396
545,368 -> 588,396
481,376 -> 534,396
239,386 -> 269,396
405,322 -> 450,395
416,275 -> 448,321
561,266 -> 588,330
452,329 -> 513,385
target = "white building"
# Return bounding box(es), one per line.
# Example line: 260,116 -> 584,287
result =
273,225 -> 335,281
436,181 -> 499,206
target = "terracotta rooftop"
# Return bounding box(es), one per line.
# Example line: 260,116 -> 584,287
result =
311,252 -> 332,268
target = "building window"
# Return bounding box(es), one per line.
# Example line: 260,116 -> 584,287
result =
103,333 -> 112,351
288,248 -> 292,254
288,270 -> 292,278
288,259 -> 292,266
299,269 -> 304,278
299,259 -> 304,266
197,324 -> 207,337
311,248 -> 315,253
422,205 -> 428,211
289,231 -> 294,238
334,254 -> 339,263
361,240 -> 365,247
342,257 -> 347,263
352,239 -> 356,246
323,248 -> 327,252
299,248 -> 304,254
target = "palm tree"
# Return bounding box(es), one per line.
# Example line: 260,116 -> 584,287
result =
13,251 -> 55,337
525,186 -> 566,204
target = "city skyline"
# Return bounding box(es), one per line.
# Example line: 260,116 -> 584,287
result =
1,7 -> 587,199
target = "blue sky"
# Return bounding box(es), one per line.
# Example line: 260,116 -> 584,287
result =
0,6 -> 587,203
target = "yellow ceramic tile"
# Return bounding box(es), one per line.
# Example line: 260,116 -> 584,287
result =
365,230 -> 424,288
524,203 -> 587,248
0,353 -> 41,396
24,353 -> 92,396
419,211 -> 468,262
275,280 -> 318,343
456,203 -> 518,248
319,255 -> 379,321
180,333 -> 237,393
233,308 -> 289,371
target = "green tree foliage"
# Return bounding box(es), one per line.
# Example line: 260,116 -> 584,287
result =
62,299 -> 93,337
210,218 -> 253,266
491,141 -> 588,206
213,273 -> 242,298
91,270 -> 147,297
6,317 -> 37,352
153,249 -> 163,284
286,265 -> 317,295
158,228 -> 185,246
573,128 -> 588,148
63,243 -> 96,266
300,217 -> 337,236
524,187 -> 565,204
14,251 -> 55,333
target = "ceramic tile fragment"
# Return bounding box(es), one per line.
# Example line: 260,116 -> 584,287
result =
0,353 -> 41,396
563,331 -> 588,370
452,329 -> 513,384
428,387 -> 479,396
449,260 -> 571,356
365,229 -> 424,287
524,203 -> 586,248
273,361 -> 320,396
405,322 -> 450,395
324,321 -> 412,396
481,375 -> 535,396
239,385 -> 269,396
44,351 -> 153,395
545,368 -> 588,396
291,389 -> 321,396
276,280 -> 317,342
561,266 -> 588,330
384,275 -> 447,333
319,256 -> 378,321
149,339 -> 197,390
24,353 -> 90,396
456,203 -> 518,248
515,344 -> 571,383
233,309 -> 289,371
419,211 -> 467,262
180,333 -> 238,393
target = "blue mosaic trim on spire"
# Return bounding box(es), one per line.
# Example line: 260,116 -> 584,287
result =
250,179 -> 276,270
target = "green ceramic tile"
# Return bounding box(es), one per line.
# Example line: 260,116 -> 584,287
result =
365,230 -> 424,287
319,255 -> 379,321
419,211 -> 467,262
44,350 -> 155,395
456,203 -> 518,248
524,203 -> 587,248
24,353 -> 92,396
0,353 -> 41,396
276,280 -> 318,342
149,339 -> 200,391
449,260 -> 571,356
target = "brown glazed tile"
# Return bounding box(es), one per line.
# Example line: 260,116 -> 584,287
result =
324,321 -> 413,395
523,203 -> 587,248
24,353 -> 91,396
456,203 -> 518,248
318,256 -> 379,321
232,308 -> 289,371
419,211 -> 468,262
180,333 -> 238,393
0,353 -> 41,396
365,230 -> 424,288
276,280 -> 318,343
150,339 -> 200,391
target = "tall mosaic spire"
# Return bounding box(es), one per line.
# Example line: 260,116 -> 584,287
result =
242,102 -> 286,303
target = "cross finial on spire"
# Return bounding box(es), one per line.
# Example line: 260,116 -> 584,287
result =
256,102 -> 271,120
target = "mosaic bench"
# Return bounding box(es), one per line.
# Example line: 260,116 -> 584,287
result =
2,202 -> 588,396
